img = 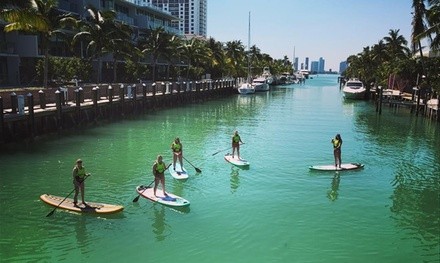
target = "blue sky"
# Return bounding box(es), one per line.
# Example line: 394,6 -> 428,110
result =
207,0 -> 413,72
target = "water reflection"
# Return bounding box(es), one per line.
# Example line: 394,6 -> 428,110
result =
327,172 -> 341,201
74,215 -> 92,254
151,205 -> 169,241
230,167 -> 240,193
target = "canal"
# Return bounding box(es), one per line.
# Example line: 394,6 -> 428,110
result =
0,74 -> 438,262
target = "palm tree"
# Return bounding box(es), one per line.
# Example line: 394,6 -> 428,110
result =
179,38 -> 210,80
139,27 -> 175,82
224,40 -> 245,77
1,0 -> 72,88
424,0 -> 440,51
106,21 -> 133,83
383,29 -> 411,59
72,5 -> 117,83
411,0 -> 428,58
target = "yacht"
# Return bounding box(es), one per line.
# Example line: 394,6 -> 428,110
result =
342,78 -> 366,99
252,77 -> 269,92
238,82 -> 256,94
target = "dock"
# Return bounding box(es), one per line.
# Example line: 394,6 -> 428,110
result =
0,79 -> 236,144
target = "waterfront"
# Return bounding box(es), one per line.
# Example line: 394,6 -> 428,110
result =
0,74 -> 438,262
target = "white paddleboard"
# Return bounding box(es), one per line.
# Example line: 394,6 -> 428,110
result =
169,162 -> 189,179
224,153 -> 250,167
136,185 -> 190,207
309,163 -> 364,171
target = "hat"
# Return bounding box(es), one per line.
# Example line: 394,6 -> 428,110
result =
76,159 -> 83,163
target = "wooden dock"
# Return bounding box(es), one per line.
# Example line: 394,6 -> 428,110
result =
0,79 -> 236,144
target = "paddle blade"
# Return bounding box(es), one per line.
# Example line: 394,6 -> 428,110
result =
132,195 -> 141,202
195,167 -> 202,173
46,209 -> 55,217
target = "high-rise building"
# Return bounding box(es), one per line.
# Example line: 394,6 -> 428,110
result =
318,57 -> 325,73
146,0 -> 207,38
304,57 -> 309,70
310,61 -> 319,73
339,61 -> 348,74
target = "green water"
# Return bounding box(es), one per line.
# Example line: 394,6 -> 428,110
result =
0,75 -> 439,263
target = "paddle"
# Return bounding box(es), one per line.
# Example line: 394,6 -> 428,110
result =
46,174 -> 90,217
132,164 -> 171,203
212,143 -> 245,156
182,156 -> 202,173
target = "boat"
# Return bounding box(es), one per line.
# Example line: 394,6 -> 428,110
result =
299,69 -> 310,79
238,11 -> 255,95
261,66 -> 274,85
252,77 -> 269,92
238,82 -> 256,94
342,78 -> 366,99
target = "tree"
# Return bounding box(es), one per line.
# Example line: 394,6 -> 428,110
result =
72,5 -> 117,83
1,0 -> 72,88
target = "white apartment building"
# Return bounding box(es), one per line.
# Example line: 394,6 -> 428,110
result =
133,0 -> 207,38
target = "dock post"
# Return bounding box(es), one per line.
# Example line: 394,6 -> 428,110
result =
10,92 -> 17,114
108,85 -> 113,118
0,96 -> 4,143
415,87 -> 421,116
27,93 -> 35,140
119,84 -> 125,116
75,88 -> 81,125
142,83 -> 147,111
92,86 -> 99,121
39,90 -> 46,109
55,90 -> 62,132
132,84 -> 137,114
377,86 -> 383,114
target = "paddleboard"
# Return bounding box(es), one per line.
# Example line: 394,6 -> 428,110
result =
40,194 -> 124,214
136,185 -> 190,207
309,163 -> 364,171
224,153 -> 250,167
169,162 -> 189,179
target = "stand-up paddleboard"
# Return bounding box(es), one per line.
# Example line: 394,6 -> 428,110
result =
40,194 -> 124,214
309,163 -> 364,171
169,162 -> 189,180
224,153 -> 250,167
136,185 -> 190,207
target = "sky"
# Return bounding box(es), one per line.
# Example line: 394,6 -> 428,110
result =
207,0 -> 414,72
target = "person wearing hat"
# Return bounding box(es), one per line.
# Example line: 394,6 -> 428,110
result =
232,130 -> 244,159
171,137 -> 183,171
72,159 -> 90,206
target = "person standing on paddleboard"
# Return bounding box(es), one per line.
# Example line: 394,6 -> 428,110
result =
72,159 -> 90,206
331,134 -> 342,168
152,155 -> 170,197
171,137 -> 183,171
232,130 -> 244,159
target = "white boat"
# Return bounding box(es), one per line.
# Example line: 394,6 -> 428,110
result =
252,77 -> 269,92
238,82 -> 256,94
342,78 -> 366,99
238,12 -> 255,95
261,66 -> 274,85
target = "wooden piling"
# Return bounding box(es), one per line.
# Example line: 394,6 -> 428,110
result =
0,96 -> 4,143
55,90 -> 62,132
27,93 -> 35,140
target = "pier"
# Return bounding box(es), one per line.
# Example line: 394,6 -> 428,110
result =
0,79 -> 236,144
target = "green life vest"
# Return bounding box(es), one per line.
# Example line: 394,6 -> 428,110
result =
233,135 -> 240,143
155,162 -> 166,173
332,139 -> 340,148
76,166 -> 86,178
172,143 -> 181,152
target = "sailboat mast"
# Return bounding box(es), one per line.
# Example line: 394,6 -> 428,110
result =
247,11 -> 251,82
